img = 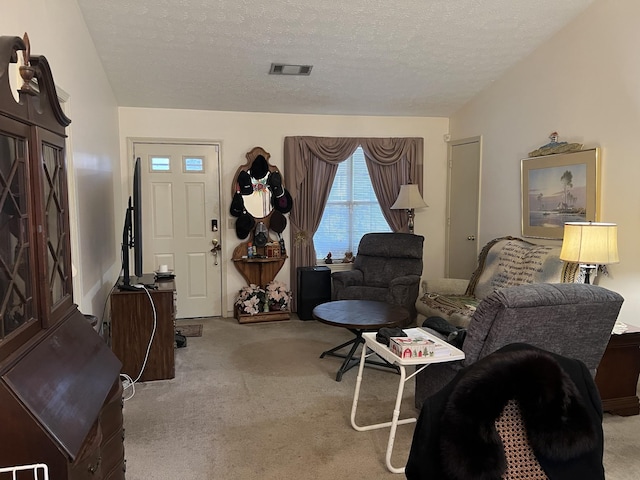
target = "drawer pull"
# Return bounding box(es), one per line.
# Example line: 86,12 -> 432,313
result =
88,456 -> 102,474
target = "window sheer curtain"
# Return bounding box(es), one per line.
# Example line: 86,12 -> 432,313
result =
283,136 -> 424,312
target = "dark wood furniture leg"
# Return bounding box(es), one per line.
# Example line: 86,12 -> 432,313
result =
595,328 -> 640,416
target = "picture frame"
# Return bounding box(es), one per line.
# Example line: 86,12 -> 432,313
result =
521,148 -> 600,239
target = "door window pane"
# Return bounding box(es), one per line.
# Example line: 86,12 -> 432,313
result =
150,156 -> 171,171
184,157 -> 204,173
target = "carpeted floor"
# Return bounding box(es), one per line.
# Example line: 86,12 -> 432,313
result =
121,317 -> 640,480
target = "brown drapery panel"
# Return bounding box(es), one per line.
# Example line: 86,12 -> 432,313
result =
283,136 -> 424,311
361,138 -> 423,232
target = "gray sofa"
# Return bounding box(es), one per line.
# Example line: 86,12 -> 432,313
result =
414,282 -> 624,409
332,233 -> 424,326
415,236 -> 579,327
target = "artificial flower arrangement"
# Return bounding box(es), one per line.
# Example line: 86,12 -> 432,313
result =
235,281 -> 291,315
235,284 -> 267,315
265,280 -> 291,311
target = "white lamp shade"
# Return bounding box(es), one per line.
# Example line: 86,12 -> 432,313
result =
391,184 -> 428,210
560,222 -> 619,264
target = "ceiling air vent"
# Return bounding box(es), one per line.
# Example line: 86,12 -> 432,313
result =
269,63 -> 313,76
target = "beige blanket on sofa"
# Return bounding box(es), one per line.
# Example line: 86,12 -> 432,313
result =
469,238 -> 572,300
417,236 -> 579,327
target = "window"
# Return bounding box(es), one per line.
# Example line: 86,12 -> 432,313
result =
150,156 -> 171,171
314,147 -> 391,260
183,156 -> 204,172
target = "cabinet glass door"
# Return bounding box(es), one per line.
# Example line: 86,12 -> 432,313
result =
41,139 -> 71,309
0,131 -> 34,340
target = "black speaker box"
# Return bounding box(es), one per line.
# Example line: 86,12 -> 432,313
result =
297,266 -> 331,320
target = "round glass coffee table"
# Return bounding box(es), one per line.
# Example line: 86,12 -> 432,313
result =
312,300 -> 409,381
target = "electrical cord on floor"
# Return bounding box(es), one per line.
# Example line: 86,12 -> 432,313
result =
121,285 -> 157,402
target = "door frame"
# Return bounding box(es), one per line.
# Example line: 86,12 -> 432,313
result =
445,136 -> 482,277
126,137 -> 227,316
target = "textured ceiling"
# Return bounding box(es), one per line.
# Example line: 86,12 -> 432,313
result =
76,0 -> 596,117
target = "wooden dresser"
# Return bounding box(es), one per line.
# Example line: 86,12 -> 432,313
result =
0,34 -> 125,479
110,279 -> 176,381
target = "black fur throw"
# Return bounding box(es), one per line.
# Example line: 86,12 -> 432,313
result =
439,347 -> 597,480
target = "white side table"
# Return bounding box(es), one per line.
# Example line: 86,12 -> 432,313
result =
350,328 -> 465,473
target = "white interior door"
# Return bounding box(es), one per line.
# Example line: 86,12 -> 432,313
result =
446,137 -> 481,279
133,142 -> 222,318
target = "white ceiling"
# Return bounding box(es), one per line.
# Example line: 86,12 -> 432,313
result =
76,0 -> 596,117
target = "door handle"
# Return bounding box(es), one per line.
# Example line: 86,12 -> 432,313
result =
210,239 -> 221,265
467,235 -> 476,241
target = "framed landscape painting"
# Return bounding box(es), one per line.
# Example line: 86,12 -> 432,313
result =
521,148 -> 600,239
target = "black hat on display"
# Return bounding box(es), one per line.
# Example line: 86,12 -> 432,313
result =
269,210 -> 287,234
237,171 -> 253,195
229,192 -> 245,217
254,222 -> 268,247
235,213 -> 255,239
272,188 -> 293,214
267,171 -> 284,198
250,155 -> 269,180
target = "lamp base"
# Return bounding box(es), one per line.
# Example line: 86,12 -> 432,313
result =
579,264 -> 598,285
407,209 -> 415,234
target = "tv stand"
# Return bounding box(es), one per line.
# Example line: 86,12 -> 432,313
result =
110,278 -> 176,381
117,273 -> 158,291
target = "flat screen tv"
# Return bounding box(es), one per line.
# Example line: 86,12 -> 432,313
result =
132,156 -> 142,277
119,157 -> 151,290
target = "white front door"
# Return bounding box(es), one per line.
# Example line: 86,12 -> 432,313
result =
133,142 -> 222,318
446,137 -> 481,279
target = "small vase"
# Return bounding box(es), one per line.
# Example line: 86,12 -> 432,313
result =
263,302 -> 269,312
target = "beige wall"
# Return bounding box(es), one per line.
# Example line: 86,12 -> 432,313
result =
17,0 -> 634,323
1,0 -> 121,315
118,108 -> 449,315
450,0 -> 640,323
2,1 -> 450,320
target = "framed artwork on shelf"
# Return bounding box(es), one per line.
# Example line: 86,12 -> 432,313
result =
521,148 -> 600,239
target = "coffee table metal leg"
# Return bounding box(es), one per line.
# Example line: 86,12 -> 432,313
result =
320,337 -> 357,359
335,333 -> 363,381
320,329 -> 399,381
319,329 -> 365,381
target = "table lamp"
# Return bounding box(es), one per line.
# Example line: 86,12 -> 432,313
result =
391,184 -> 428,234
560,222 -> 619,284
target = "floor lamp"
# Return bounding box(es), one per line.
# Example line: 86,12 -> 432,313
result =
391,184 -> 428,234
560,222 -> 619,284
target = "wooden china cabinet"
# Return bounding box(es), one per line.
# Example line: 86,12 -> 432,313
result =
0,35 -> 125,478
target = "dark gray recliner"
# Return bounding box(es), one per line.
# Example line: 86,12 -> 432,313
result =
414,283 -> 624,409
332,233 -> 424,326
